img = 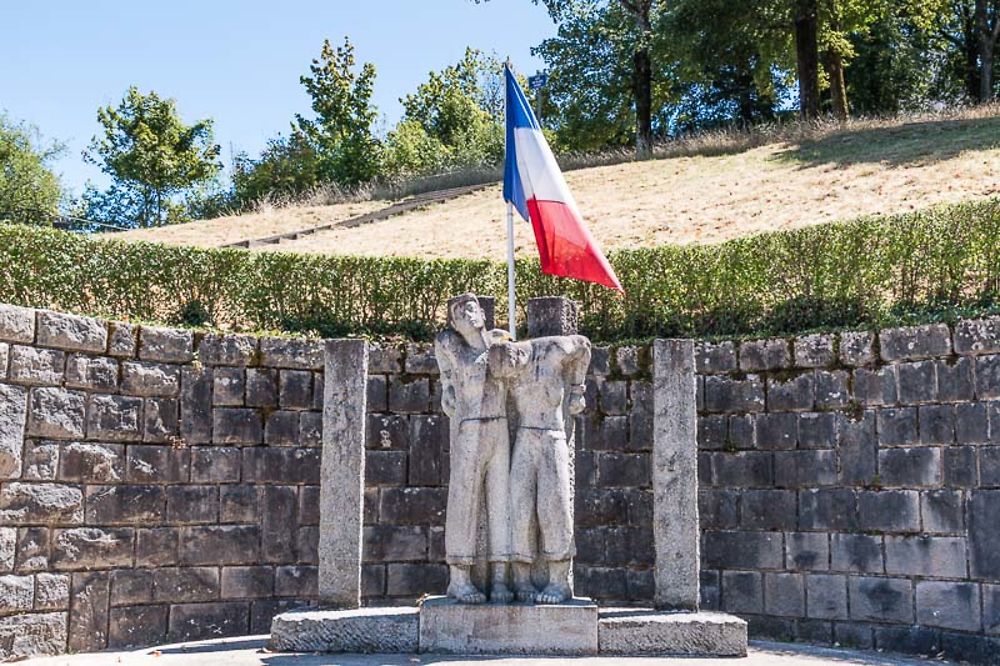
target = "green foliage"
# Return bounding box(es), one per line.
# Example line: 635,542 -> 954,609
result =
295,37 -> 383,187
0,113 -> 64,217
6,199 -> 1000,342
231,133 -> 322,206
82,87 -> 221,228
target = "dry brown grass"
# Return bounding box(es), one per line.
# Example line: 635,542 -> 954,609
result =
111,106 -> 1000,258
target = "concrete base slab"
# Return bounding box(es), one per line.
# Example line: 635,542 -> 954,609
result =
269,606 -> 418,653
599,608 -> 748,657
419,596 -> 599,655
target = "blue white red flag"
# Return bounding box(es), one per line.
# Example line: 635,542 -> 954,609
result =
502,65 -> 624,293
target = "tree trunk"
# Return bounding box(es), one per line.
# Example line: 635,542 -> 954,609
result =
826,51 -> 849,121
795,0 -> 820,119
977,0 -> 999,101
634,46 -> 653,159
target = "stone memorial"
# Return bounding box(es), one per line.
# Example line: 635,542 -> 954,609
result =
270,294 -> 747,657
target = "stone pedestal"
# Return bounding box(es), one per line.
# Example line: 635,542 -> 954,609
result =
599,608 -> 747,657
270,606 -> 418,653
419,596 -> 598,655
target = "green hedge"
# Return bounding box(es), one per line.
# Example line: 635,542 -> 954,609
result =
4,198 -> 1000,341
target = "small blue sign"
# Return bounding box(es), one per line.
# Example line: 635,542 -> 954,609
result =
528,74 -> 548,90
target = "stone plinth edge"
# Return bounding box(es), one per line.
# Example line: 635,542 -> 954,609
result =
599,609 -> 748,657
419,596 -> 599,655
269,606 -> 418,653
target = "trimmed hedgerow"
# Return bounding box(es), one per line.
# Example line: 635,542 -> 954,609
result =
4,198 -> 1000,341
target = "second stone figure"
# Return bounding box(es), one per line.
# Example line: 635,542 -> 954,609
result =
434,293 -> 591,604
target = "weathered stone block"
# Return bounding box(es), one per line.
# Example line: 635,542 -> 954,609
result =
139,326 -> 193,363
213,407 -> 262,445
35,572 -> 70,610
740,490 -> 796,530
798,412 -> 836,449
786,532 -> 828,572
265,410 -> 300,446
839,331 -> 876,366
755,412 -> 797,450
945,446 -> 977,488
739,338 -> 789,371
69,570 -> 110,651
936,357 -> 974,401
107,322 -> 137,357
764,573 -> 804,617
970,490 -> 1000,579
166,485 -> 218,524
0,304 -> 34,344
977,354 -> 1000,400
803,574 -> 847,621
364,450 -> 407,485
9,346 -> 65,385
858,490 -> 920,533
27,387 -> 85,440
271,606 -> 418,653
22,440 -> 57,481
108,604 -> 168,648
136,527 -> 178,567
246,367 -> 277,407
167,601 -> 250,642
878,447 -> 942,487
252,600 -> 310,635
180,366 -> 212,444
243,447 -> 319,484
122,360 -> 180,397
853,367 -> 896,405
126,445 -> 189,483
598,452 -> 650,487
849,576 -> 913,623
0,611 -> 67,660
199,333 -> 257,366
695,341 -> 737,373
212,366 -> 245,406
0,482 -> 83,525
702,375 -> 764,413
831,533 -> 883,573
388,376 -> 430,413
766,373 -> 814,411
379,487 -> 446,526
260,337 -> 323,370
86,484 -> 165,525
794,334 -> 836,368
300,411 -> 322,447
363,525 -> 428,563
15,526 -> 49,572
876,407 -> 918,447
814,370 -> 850,409
799,489 -> 858,531
143,397 -> 179,443
721,571 -> 762,613
279,369 -> 313,409
190,446 -> 239,483
0,527 -> 12,572
916,581 -> 981,631
221,485 -> 258,523
59,441 -> 124,483
37,311 -> 106,353
403,342 -> 437,374
368,343 -> 402,374
709,451 -> 773,488
885,535 -> 968,578
880,323 -> 951,361
86,394 -> 142,441
222,565 -> 275,599
955,402 -> 988,443
179,525 -> 260,565
409,414 -> 443,486
921,490 -> 965,533
275,564 -> 318,597
0,574 -> 33,612
65,354 -> 118,391
918,404 -> 955,444
0,383 -> 27,478
897,360 -> 936,403
954,317 -> 1000,355
703,531 -> 783,570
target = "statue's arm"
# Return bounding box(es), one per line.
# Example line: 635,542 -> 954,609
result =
565,336 -> 592,415
434,335 -> 457,418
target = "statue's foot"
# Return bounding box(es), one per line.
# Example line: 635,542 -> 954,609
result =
514,584 -> 537,602
535,582 -> 571,604
490,582 -> 514,604
448,580 -> 486,604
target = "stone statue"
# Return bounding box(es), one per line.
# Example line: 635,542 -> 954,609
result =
488,335 -> 591,604
434,294 -> 513,604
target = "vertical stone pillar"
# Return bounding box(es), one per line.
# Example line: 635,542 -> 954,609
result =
652,339 -> 700,611
477,296 -> 496,331
319,339 -> 369,607
527,297 -> 578,338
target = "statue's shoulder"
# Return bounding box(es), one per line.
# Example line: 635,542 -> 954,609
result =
434,328 -> 460,355
486,329 -> 513,345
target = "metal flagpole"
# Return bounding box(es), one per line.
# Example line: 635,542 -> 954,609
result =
504,59 -> 517,340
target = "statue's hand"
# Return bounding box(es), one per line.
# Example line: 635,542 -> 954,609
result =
568,384 -> 586,415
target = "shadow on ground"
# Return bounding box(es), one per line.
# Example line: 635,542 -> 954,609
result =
773,115 -> 1000,168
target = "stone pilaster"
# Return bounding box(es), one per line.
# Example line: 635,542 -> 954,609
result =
526,297 -> 578,338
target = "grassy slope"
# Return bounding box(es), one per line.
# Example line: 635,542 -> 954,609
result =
111,109 -> 1000,259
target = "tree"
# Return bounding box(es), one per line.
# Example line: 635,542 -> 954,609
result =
231,133 -> 322,206
975,0 -> 1000,100
0,113 -> 64,219
795,0 -> 821,118
295,37 -> 382,187
83,87 -> 220,228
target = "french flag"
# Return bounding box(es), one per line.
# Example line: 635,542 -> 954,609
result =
503,65 -> 624,293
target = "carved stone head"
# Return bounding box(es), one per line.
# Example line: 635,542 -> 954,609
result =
447,293 -> 486,337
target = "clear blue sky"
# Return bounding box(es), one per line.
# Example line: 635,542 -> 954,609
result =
0,0 -> 554,196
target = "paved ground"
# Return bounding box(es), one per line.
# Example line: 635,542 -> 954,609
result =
21,637 -> 951,665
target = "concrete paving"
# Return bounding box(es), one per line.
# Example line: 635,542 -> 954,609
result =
20,636 -> 951,666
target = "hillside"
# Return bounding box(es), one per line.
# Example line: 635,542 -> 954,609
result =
110,109 -> 1000,259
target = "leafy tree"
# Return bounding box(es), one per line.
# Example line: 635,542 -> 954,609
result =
231,133 -> 322,206
383,120 -> 452,178
83,87 -> 221,228
0,113 -> 64,219
399,48 -> 504,167
295,37 -> 382,187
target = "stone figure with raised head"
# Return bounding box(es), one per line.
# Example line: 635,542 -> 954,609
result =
488,334 -> 591,604
434,294 -> 513,604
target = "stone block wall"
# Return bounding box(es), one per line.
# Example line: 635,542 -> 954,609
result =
0,305 -> 323,660
696,322 -> 1000,662
361,342 -> 654,605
